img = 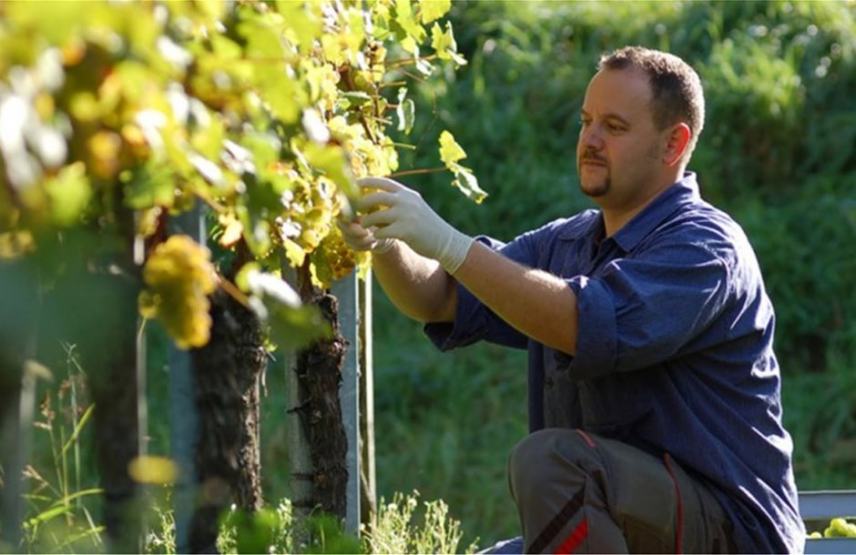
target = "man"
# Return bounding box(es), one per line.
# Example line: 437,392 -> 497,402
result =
340,46 -> 804,553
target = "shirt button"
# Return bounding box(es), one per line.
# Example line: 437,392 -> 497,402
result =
545,376 -> 554,388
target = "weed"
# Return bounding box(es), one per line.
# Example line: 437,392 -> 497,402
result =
364,490 -> 478,554
21,343 -> 103,553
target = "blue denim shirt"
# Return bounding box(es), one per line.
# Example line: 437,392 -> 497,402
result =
425,173 -> 804,553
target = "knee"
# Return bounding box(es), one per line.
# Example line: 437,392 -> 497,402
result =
508,428 -> 593,498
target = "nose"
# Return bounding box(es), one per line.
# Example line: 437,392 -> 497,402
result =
579,122 -> 605,151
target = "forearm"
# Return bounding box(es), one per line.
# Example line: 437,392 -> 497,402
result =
372,241 -> 457,323
453,241 -> 578,354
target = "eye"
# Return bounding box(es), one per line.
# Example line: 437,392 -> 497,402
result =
606,121 -> 625,133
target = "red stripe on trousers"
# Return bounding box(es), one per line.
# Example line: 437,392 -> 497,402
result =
575,429 -> 596,448
554,518 -> 588,554
663,453 -> 684,554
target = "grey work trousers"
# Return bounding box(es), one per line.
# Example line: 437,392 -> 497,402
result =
507,428 -> 737,554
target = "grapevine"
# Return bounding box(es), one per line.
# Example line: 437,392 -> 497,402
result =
0,0 -> 479,348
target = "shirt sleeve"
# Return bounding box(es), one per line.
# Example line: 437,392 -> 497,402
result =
424,222 -> 559,351
566,239 -> 732,379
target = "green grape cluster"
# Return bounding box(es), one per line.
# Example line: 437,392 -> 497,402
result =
311,223 -> 368,288
823,517 -> 856,538
277,174 -> 339,258
138,235 -> 216,349
807,517 -> 856,539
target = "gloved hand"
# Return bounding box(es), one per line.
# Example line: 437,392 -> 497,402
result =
357,177 -> 474,273
336,217 -> 395,253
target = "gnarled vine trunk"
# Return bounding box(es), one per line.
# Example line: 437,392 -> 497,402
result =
189,280 -> 266,552
293,263 -> 349,519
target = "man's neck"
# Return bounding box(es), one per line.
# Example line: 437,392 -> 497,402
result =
601,172 -> 682,237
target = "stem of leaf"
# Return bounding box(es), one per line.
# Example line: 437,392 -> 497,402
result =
378,81 -> 407,89
217,274 -> 252,309
400,69 -> 428,82
388,167 -> 447,178
193,191 -> 226,213
387,54 -> 437,68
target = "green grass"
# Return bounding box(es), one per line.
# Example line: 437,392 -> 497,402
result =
370,290 -> 528,548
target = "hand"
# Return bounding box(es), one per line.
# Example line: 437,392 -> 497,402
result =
358,177 -> 474,273
336,216 -> 395,253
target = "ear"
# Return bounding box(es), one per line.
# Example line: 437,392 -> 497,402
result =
662,123 -> 692,167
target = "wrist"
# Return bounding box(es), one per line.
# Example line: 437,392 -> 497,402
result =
437,228 -> 474,274
371,237 -> 397,254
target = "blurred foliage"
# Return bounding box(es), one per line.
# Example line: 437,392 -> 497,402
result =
0,0 -> 475,356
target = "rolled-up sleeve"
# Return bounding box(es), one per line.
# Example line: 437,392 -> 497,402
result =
566,275 -> 619,375
567,240 -> 731,379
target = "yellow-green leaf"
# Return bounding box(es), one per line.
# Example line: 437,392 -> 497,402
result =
43,162 -> 91,227
439,130 -> 466,166
303,143 -> 356,198
420,0 -> 451,24
431,21 -> 466,66
450,164 -> 487,204
277,0 -> 322,53
394,0 -> 426,43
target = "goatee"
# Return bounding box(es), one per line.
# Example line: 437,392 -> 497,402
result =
580,178 -> 610,197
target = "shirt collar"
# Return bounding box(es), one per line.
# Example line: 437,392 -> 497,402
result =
560,172 -> 701,251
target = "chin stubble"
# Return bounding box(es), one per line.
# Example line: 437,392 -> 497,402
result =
579,166 -> 610,197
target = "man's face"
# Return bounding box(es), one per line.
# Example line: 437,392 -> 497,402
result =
576,68 -> 666,208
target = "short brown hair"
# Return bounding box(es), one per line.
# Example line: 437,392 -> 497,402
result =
599,46 -> 705,161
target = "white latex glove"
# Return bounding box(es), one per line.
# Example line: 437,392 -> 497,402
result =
336,217 -> 396,253
358,177 -> 474,273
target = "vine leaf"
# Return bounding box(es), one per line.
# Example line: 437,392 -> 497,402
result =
431,21 -> 466,66
439,130 -> 466,166
450,165 -> 486,204
439,131 -> 486,203
396,87 -> 415,135
394,0 -> 427,47
43,162 -> 91,226
420,0 -> 451,24
122,161 -> 176,210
